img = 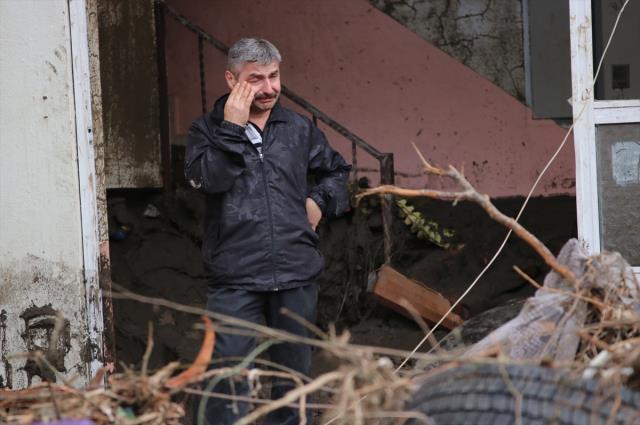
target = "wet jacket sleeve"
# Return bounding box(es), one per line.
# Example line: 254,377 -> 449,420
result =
184,118 -> 247,194
307,124 -> 352,218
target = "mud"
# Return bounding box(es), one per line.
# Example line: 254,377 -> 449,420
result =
390,195 -> 577,315
107,186 -> 576,370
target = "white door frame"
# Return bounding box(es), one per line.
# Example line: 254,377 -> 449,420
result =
69,0 -> 105,379
569,0 -> 640,276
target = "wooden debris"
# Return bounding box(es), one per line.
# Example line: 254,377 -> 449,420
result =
0,316 -> 216,424
373,265 -> 464,330
165,315 -> 215,390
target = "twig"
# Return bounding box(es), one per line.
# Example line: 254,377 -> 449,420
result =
497,363 -> 523,425
234,371 -> 344,425
299,392 -> 308,425
47,382 -> 62,420
359,410 -> 435,424
582,320 -> 640,331
279,307 -> 327,339
141,321 -> 154,377
579,330 -> 612,351
206,356 -> 337,393
182,387 -> 334,410
398,298 -> 440,351
605,389 -> 623,425
196,339 -> 278,425
513,266 -> 608,310
352,377 -> 412,399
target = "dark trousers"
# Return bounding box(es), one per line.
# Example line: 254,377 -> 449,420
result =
196,284 -> 318,425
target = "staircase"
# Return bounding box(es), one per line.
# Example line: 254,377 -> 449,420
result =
155,1 -> 395,262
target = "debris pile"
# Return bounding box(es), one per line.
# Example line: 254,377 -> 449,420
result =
464,237 -> 640,372
0,317 -> 215,425
1,300 -> 418,425
3,148 -> 639,424
0,364 -> 184,424
361,147 -> 640,379
360,148 -> 640,423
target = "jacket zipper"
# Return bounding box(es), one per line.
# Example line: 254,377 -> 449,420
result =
257,139 -> 278,288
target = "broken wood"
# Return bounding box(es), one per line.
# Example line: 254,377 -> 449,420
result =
373,265 -> 464,331
165,315 -> 215,390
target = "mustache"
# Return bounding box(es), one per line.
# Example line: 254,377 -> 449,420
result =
254,92 -> 279,100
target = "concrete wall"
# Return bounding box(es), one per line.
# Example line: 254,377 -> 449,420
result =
98,0 -> 162,188
370,0 -> 525,101
165,0 -> 575,198
0,0 -> 92,388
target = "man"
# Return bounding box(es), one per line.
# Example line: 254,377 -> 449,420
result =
185,38 -> 351,425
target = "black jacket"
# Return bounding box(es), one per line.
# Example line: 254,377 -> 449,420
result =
185,95 -> 351,290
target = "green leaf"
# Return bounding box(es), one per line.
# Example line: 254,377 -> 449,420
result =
396,197 -> 456,250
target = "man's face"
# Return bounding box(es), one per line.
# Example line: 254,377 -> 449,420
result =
228,61 -> 281,112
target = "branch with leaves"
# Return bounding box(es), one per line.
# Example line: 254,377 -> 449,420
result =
357,144 -> 578,286
396,198 -> 455,248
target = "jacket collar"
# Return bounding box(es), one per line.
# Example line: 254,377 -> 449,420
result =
211,93 -> 289,125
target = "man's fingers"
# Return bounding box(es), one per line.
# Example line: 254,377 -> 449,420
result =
233,82 -> 245,104
228,81 -> 241,102
224,81 -> 256,126
239,83 -> 254,103
239,82 -> 251,101
244,85 -> 257,106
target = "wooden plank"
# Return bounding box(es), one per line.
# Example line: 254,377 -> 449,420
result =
373,265 -> 463,330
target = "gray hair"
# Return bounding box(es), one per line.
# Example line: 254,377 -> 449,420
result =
227,38 -> 282,74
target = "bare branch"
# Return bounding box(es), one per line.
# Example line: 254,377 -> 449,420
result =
234,371 -> 344,425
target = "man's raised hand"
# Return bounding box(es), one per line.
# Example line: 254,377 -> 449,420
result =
224,81 -> 256,126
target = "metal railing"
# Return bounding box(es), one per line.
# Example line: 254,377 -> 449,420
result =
157,1 -> 395,262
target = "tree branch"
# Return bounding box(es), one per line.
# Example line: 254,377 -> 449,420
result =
357,144 -> 578,286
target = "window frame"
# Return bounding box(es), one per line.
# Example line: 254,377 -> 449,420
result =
569,0 -> 640,276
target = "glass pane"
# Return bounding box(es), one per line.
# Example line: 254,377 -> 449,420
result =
593,0 -> 640,100
596,123 -> 640,264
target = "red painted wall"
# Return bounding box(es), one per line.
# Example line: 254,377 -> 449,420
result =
165,0 -> 576,198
